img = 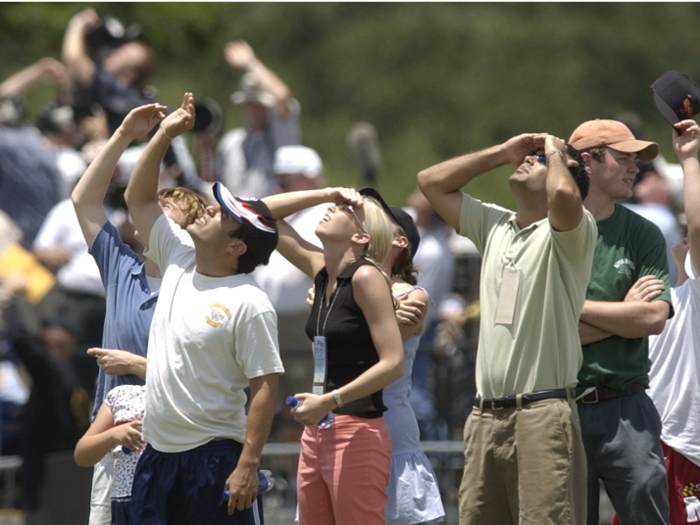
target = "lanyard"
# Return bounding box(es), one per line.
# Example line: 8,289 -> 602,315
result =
315,278 -> 345,337
313,276 -> 344,396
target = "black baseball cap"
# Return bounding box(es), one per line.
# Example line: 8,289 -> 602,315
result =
359,187 -> 421,260
651,71 -> 700,126
212,182 -> 278,267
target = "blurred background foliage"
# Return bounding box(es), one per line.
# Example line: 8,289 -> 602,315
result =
2,2 -> 700,209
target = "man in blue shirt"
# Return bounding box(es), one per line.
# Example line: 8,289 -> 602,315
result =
72,102 -> 205,525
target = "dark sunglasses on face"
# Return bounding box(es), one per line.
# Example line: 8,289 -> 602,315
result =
536,154 -> 547,166
338,203 -> 366,233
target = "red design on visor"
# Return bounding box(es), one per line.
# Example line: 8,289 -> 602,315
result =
216,184 -> 275,233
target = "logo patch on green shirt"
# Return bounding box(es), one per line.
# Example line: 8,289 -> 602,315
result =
613,258 -> 636,276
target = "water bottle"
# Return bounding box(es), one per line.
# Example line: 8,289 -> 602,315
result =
285,396 -> 334,429
222,470 -> 275,504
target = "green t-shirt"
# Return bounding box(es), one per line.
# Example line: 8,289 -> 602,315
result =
578,203 -> 673,391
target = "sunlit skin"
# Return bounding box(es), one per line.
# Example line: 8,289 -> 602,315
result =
186,205 -> 245,258
510,153 -> 580,192
509,155 -> 549,194
133,200 -> 190,250
315,202 -> 367,243
589,148 -> 639,201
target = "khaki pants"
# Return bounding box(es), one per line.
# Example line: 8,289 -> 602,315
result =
458,397 -> 587,525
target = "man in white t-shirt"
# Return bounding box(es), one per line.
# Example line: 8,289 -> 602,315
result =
124,94 -> 284,525
612,119 -> 700,525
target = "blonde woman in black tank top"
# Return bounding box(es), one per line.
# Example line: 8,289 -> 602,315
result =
262,186 -> 404,525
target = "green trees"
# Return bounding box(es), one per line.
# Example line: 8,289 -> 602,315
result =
2,3 -> 699,209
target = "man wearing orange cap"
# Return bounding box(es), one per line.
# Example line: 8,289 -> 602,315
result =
569,119 -> 673,525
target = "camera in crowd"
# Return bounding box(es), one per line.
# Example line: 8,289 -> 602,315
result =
84,14 -> 142,67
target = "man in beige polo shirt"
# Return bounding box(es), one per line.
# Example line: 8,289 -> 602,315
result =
418,132 -> 597,525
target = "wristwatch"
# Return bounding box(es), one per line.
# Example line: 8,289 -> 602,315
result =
332,389 -> 344,408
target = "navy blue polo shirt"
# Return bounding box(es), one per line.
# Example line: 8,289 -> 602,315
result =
89,221 -> 160,420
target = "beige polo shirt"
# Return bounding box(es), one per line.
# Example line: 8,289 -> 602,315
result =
459,192 -> 597,399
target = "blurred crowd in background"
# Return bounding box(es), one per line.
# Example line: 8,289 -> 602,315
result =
0,8 -> 691,521
0,9 -> 484,517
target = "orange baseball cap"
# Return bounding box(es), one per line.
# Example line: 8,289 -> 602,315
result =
568,119 -> 659,161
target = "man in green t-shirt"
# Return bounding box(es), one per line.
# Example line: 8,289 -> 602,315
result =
569,119 -> 673,525
418,132 -> 597,525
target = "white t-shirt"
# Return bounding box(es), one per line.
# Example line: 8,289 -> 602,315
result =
648,251 -> 700,467
142,215 -> 284,453
33,199 -> 104,295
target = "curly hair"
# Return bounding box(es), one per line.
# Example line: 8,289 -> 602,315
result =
566,144 -> 591,201
157,187 -> 207,227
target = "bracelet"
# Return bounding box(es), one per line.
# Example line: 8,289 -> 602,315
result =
332,389 -> 344,408
245,57 -> 259,70
545,149 -> 565,162
161,126 -> 175,141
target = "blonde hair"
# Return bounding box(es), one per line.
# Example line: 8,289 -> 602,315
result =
359,196 -> 397,307
157,187 -> 207,227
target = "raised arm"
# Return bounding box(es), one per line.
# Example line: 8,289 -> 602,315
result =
417,133 -> 547,230
72,103 -> 167,248
544,135 -> 583,232
274,220 -> 324,279
673,119 -> 700,278
224,40 -> 292,118
0,58 -> 67,99
262,187 -> 362,221
262,187 -> 364,278
124,93 -> 194,248
62,8 -> 100,86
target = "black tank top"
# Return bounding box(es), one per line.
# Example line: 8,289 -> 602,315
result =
305,258 -> 386,418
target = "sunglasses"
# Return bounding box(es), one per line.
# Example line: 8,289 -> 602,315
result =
338,203 -> 367,234
536,154 -> 547,166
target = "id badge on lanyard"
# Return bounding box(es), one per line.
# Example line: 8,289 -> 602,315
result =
312,336 -> 327,396
495,265 -> 521,325
312,280 -> 345,395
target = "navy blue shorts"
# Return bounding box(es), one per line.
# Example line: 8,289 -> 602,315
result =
129,439 -> 264,525
111,499 -> 130,525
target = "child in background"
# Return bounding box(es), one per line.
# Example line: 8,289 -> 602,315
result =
75,384 -> 145,525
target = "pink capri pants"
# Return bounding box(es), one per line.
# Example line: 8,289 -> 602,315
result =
297,414 -> 392,525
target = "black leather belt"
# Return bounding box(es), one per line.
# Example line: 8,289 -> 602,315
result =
576,384 -> 645,404
475,388 -> 574,410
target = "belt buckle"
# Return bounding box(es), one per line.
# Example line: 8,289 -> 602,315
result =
581,388 -> 599,404
491,396 -> 507,410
